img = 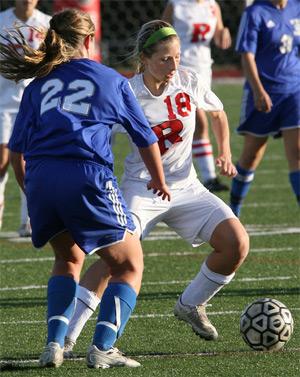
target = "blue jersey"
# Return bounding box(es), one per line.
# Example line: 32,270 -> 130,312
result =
8,59 -> 157,171
236,0 -> 300,94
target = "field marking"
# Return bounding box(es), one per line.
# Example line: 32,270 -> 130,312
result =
144,227 -> 300,241
0,246 -> 296,265
0,307 -> 299,326
1,223 -> 299,242
0,275 -> 297,292
1,346 -> 300,366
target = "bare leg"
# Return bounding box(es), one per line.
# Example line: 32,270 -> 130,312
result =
282,128 -> 300,204
0,144 -> 9,229
176,218 -> 249,340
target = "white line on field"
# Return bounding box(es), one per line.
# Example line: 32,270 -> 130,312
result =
0,307 -> 299,326
0,275 -> 297,292
1,346 -> 300,366
1,225 -> 299,243
0,246 -> 296,265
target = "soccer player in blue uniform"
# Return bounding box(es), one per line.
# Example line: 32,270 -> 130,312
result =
0,9 -> 170,368
229,0 -> 300,216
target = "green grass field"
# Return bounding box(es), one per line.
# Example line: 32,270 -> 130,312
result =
0,83 -> 299,376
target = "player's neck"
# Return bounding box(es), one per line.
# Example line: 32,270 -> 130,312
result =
14,8 -> 34,22
142,74 -> 168,96
270,0 -> 287,9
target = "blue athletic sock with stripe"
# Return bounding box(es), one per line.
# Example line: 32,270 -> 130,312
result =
230,164 -> 255,217
93,282 -> 137,351
47,276 -> 78,347
289,170 -> 300,205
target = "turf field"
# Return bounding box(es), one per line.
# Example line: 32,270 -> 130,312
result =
0,83 -> 299,376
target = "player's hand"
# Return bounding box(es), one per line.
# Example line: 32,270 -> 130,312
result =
147,180 -> 171,201
254,89 -> 273,113
215,155 -> 237,178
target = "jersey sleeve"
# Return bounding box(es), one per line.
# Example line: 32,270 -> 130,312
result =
117,80 -> 158,147
235,7 -> 260,54
194,84 -> 224,112
8,87 -> 33,153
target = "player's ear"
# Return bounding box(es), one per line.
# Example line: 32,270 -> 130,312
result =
83,35 -> 93,51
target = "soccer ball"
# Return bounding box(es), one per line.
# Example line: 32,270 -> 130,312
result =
240,298 -> 294,351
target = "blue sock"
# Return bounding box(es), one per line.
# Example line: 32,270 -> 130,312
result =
93,282 -> 137,351
230,164 -> 255,217
47,276 -> 78,347
289,170 -> 300,204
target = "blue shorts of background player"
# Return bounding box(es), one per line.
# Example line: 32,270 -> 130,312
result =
238,89 -> 300,138
26,159 -> 136,253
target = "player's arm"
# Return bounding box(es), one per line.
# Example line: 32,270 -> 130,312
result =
9,151 -> 25,192
207,110 -> 236,178
161,2 -> 174,24
213,2 -> 231,49
241,52 -> 272,113
138,143 -> 171,201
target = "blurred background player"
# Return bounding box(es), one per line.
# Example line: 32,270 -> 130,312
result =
162,0 -> 232,192
62,20 -> 249,356
0,0 -> 50,236
229,0 -> 300,217
1,8 -> 170,368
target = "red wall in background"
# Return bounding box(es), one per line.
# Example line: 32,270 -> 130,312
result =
53,0 -> 101,62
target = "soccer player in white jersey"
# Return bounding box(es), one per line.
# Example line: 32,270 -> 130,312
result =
162,0 -> 232,192
63,20 -> 249,356
0,0 -> 51,236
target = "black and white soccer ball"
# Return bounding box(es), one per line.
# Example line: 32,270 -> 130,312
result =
240,298 -> 294,351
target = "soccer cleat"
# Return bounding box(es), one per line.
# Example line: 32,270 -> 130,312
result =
18,222 -> 32,237
204,178 -> 229,192
174,296 -> 218,340
39,342 -> 64,368
63,337 -> 76,359
86,345 -> 141,369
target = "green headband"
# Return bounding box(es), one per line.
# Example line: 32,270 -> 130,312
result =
143,27 -> 177,50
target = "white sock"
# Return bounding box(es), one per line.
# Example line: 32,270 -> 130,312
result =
192,139 -> 216,182
20,190 -> 29,226
66,285 -> 101,343
181,262 -> 235,306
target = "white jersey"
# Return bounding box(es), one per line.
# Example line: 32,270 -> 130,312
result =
170,0 -> 217,70
0,8 -> 51,112
122,66 -> 223,189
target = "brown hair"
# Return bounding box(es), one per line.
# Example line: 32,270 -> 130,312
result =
133,20 -> 179,73
0,9 -> 95,82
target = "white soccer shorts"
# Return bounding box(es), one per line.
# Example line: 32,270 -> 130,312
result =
121,178 -> 236,246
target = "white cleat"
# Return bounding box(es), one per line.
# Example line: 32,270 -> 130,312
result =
63,337 -> 76,359
39,342 -> 64,368
174,296 -> 218,340
86,345 -> 141,369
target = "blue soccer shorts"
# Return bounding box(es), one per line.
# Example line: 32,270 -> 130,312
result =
25,159 -> 136,254
237,88 -> 300,137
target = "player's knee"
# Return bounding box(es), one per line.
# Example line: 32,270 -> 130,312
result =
232,226 -> 249,266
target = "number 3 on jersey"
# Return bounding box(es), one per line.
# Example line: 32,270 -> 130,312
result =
152,93 -> 191,155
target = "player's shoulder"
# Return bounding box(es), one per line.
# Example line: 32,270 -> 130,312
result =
31,8 -> 51,25
0,7 -> 14,24
175,66 -> 203,90
288,0 -> 300,13
128,74 -> 145,96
